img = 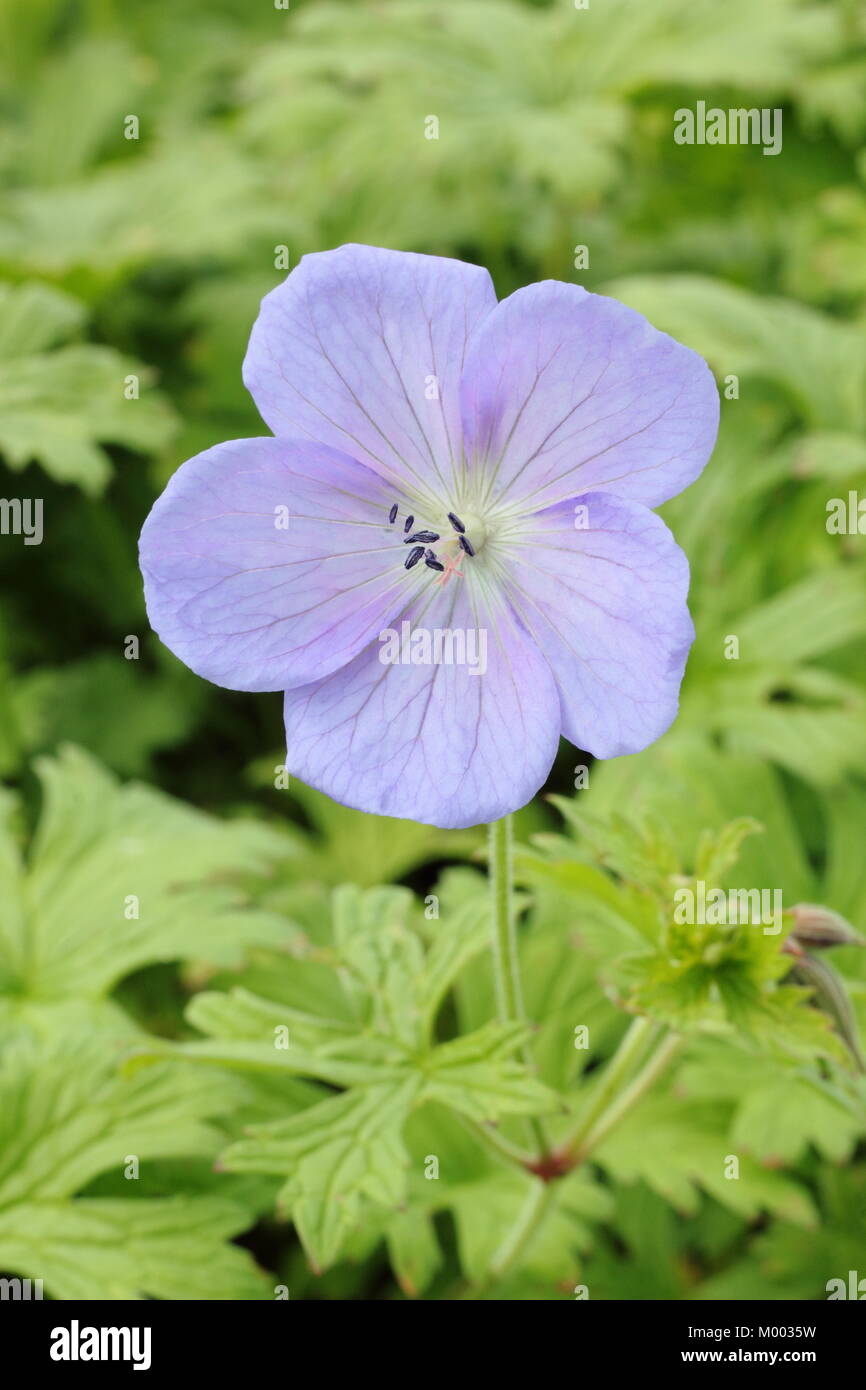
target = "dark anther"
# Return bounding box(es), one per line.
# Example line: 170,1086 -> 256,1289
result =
458,535 -> 475,557
404,530 -> 440,544
388,503 -> 398,524
425,557 -> 445,572
405,546 -> 425,570
403,514 -> 415,534
448,512 -> 466,533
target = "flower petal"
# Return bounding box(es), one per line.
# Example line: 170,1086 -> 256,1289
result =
243,244 -> 497,501
502,492 -> 694,758
140,436 -> 418,692
460,281 -> 719,510
282,581 -> 561,828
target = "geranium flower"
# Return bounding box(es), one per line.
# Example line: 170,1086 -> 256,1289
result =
139,245 -> 718,828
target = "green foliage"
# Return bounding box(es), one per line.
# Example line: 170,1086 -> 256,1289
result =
131,884 -> 560,1271
0,281 -> 176,491
0,1036 -> 269,1299
0,746 -> 292,1034
123,812 -> 864,1288
1,0 -> 866,1301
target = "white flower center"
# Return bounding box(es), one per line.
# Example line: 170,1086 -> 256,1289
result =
455,509 -> 488,553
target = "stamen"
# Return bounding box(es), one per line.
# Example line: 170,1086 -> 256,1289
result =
388,503 -> 398,524
458,535 -> 475,557
404,546 -> 425,570
425,557 -> 445,572
403,514 -> 415,534
404,530 -> 440,544
448,512 -> 466,533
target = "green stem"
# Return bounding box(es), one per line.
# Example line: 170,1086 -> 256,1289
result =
476,1026 -> 682,1292
488,1181 -> 555,1283
561,1030 -> 682,1166
489,815 -> 523,1024
560,1016 -> 658,1157
455,1113 -> 536,1170
488,814 -> 549,1158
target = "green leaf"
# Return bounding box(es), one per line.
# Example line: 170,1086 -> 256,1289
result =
138,882 -> 562,1271
580,735 -> 815,898
596,1093 -> 818,1227
239,0 -> 835,258
224,1082 -> 419,1273
9,652 -> 207,777
0,344 -> 176,491
0,746 -> 290,1023
0,1036 -> 267,1300
0,281 -> 176,491
386,1207 -> 442,1298
606,274 -> 866,431
0,1198 -> 268,1301
732,1075 -> 862,1165
5,39 -> 143,185
0,280 -> 85,356
678,1040 -> 865,1165
422,1022 -> 560,1123
0,139 -> 285,278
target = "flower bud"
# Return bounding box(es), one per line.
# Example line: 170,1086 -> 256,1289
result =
787,952 -> 866,1072
787,903 -> 866,950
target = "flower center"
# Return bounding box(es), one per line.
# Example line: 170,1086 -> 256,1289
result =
387,501 -> 486,580
454,510 -> 488,553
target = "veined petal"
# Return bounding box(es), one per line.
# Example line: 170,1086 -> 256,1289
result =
282,580 -> 561,829
140,436 -> 419,692
460,281 -> 719,511
502,492 -> 694,758
243,244 -> 497,502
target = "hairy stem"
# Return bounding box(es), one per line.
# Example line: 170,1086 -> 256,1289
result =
488,814 -> 548,1158
455,1113 -> 536,1170
489,815 -> 523,1023
560,1029 -> 683,1166
559,1015 -> 659,1157
488,1181 -> 555,1284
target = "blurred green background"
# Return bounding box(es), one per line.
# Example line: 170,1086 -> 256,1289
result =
0,0 -> 865,1301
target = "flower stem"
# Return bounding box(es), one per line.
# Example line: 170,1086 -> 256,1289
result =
489,815 -> 524,1025
455,1113 -> 535,1170
559,1016 -> 658,1156
488,814 -> 549,1158
559,1027 -> 682,1167
487,1181 -> 555,1283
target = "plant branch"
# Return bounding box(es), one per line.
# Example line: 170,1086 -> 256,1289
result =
488,814 -> 549,1159
558,1015 -> 659,1158
489,815 -> 523,1024
560,1029 -> 683,1167
454,1112 -> 536,1170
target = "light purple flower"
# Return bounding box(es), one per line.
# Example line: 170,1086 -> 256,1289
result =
139,245 -> 718,828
